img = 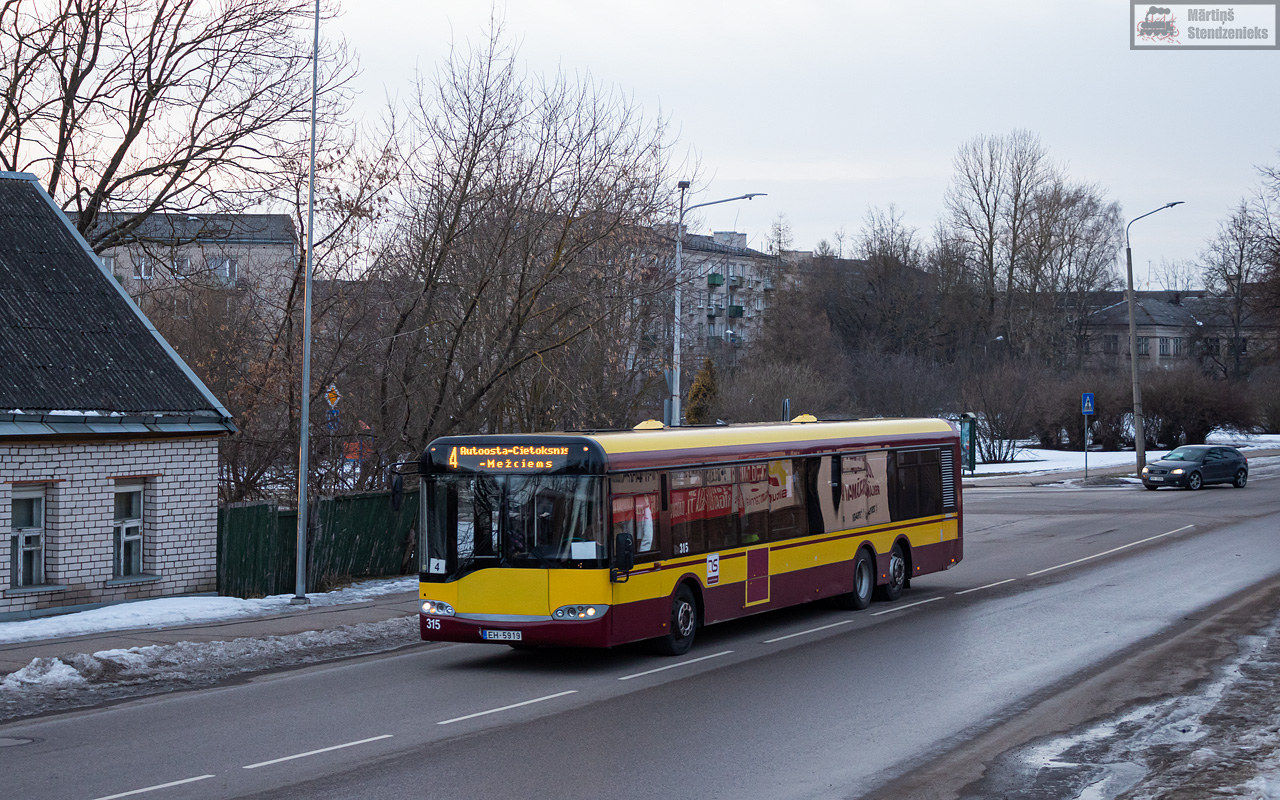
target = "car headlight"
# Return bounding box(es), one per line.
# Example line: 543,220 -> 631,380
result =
553,604 -> 607,621
421,600 -> 455,616
1141,466 -> 1149,474
1171,468 -> 1184,475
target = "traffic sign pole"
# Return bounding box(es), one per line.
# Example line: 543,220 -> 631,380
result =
1082,392 -> 1095,481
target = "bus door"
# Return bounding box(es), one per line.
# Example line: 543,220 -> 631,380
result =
737,464 -> 771,607
745,546 -> 769,606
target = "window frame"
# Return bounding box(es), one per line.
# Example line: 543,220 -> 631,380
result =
10,485 -> 46,588
113,481 -> 146,578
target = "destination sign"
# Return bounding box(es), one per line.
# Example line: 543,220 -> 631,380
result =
446,444 -> 571,472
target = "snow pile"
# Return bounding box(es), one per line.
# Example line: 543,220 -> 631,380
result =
1,657 -> 88,690
0,575 -> 417,645
0,617 -> 418,721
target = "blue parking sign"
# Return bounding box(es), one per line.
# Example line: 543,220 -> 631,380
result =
1081,392 -> 1095,416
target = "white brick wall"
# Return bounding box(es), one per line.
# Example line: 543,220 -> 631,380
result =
1,437 -> 220,616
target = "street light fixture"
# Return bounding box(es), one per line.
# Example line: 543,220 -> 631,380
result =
671,183 -> 766,426
1125,200 -> 1184,473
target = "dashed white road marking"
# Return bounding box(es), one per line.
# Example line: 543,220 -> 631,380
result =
955,578 -> 1016,595
437,691 -> 578,725
870,597 -> 943,616
242,734 -> 394,769
617,650 -> 734,681
90,775 -> 216,800
763,619 -> 854,643
1027,525 -> 1195,577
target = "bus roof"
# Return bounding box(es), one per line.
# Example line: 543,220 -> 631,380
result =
422,418 -> 957,475
587,418 -> 954,470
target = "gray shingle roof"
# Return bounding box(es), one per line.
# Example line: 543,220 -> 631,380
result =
81,211 -> 296,247
0,173 -> 235,425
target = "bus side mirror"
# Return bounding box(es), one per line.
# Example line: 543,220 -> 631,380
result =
611,533 -> 635,583
390,474 -> 404,511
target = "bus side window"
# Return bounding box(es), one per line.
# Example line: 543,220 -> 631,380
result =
702,468 -> 736,551
613,493 -> 658,555
917,449 -> 942,517
768,459 -> 806,541
736,464 -> 769,545
669,471 -> 704,556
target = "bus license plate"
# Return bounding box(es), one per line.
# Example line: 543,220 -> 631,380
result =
482,629 -> 522,641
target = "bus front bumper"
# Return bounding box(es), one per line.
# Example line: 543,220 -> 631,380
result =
420,611 -> 612,648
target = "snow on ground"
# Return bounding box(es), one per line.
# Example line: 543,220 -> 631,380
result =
965,612 -> 1280,799
0,575 -> 417,645
969,432 -> 1280,479
0,617 -> 419,721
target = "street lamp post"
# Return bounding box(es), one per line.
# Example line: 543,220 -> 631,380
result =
671,183 -> 766,426
1125,201 -> 1184,473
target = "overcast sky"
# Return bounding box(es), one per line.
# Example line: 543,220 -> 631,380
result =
340,0 -> 1278,286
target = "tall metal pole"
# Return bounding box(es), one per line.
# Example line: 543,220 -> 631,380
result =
672,182 -> 688,427
292,0 -> 321,605
1124,201 -> 1183,475
669,186 -> 767,427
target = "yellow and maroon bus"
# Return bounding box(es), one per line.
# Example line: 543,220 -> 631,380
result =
416,417 -> 962,655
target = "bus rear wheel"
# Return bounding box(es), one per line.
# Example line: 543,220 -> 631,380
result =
655,584 -> 698,656
836,548 -> 875,611
876,543 -> 907,602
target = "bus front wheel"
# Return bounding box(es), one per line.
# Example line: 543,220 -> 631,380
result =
655,584 -> 698,656
836,548 -> 875,611
876,543 -> 907,602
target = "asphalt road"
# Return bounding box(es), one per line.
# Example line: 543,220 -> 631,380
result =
6,468 -> 1279,800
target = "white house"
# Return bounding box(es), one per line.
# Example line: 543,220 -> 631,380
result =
0,172 -> 237,620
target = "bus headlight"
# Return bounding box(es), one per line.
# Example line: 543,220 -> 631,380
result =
553,604 -> 606,621
421,600 -> 455,616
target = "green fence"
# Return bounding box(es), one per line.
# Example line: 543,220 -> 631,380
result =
217,489 -> 419,598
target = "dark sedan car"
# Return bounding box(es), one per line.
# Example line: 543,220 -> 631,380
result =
1142,445 -> 1249,490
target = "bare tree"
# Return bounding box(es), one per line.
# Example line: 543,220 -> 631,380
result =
368,28 -> 676,453
944,130 -> 1058,346
1201,201 -> 1265,379
0,0 -> 355,254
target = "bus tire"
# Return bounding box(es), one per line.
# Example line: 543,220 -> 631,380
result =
836,548 -> 875,611
876,543 -> 907,602
655,584 -> 698,656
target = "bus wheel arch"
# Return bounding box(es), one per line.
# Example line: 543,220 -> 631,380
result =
654,579 -> 701,656
876,539 -> 909,602
836,544 -> 876,611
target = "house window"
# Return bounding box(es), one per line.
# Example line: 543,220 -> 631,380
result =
1079,336 -> 1091,355
1137,337 -> 1149,356
113,483 -> 145,577
101,254 -> 117,276
1158,337 -> 1170,356
1228,337 -> 1249,356
1203,337 -> 1220,356
133,258 -> 153,280
210,257 -> 237,284
10,487 -> 45,587
171,257 -> 191,278
1173,338 -> 1183,356
1104,335 -> 1119,354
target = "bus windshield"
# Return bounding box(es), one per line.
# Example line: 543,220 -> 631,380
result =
423,474 -> 606,579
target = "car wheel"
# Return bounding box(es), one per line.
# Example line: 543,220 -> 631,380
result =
1186,471 -> 1203,491
654,584 -> 698,656
836,548 -> 875,611
875,543 -> 907,602
1233,468 -> 1248,488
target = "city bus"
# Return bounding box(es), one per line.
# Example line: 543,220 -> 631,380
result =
415,416 -> 962,655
